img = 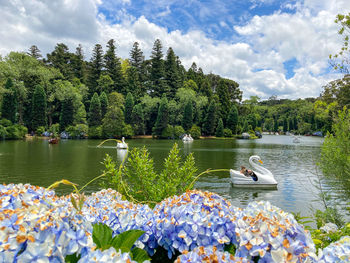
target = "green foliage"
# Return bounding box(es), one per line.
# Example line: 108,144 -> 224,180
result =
87,44 -> 103,96
320,107 -> 350,180
5,124 -> 27,139
182,100 -> 193,131
66,124 -> 88,138
0,119 -> 12,127
122,124 -> 134,138
216,118 -> 224,137
125,92 -> 134,124
174,125 -> 185,138
102,143 -> 197,205
161,124 -> 174,139
0,125 -> 8,138
88,125 -> 102,138
227,105 -> 238,134
36,126 -> 45,135
150,39 -> 167,97
102,106 -> 125,138
99,91 -> 109,117
49,123 -> 60,136
1,78 -> 17,123
153,96 -> 169,136
131,104 -> 145,135
224,128 -> 233,137
31,85 -> 47,130
203,100 -> 216,135
60,97 -> 74,131
189,125 -> 200,139
88,93 -> 102,126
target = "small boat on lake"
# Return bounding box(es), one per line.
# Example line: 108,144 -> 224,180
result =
48,138 -> 59,144
182,134 -> 194,142
230,155 -> 277,188
117,137 -> 128,149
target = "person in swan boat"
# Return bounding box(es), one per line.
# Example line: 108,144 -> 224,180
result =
240,166 -> 258,181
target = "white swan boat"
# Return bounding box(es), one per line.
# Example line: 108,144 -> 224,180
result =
182,134 -> 194,142
117,137 -> 128,149
230,155 -> 278,188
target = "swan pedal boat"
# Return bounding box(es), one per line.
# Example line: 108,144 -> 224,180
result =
182,134 -> 194,142
230,155 -> 278,188
117,137 -> 128,149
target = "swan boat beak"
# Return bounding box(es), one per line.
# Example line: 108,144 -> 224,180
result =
258,160 -> 263,164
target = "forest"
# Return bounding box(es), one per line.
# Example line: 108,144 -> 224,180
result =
0,39 -> 349,139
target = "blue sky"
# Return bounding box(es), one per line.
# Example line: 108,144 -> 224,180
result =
0,0 -> 349,99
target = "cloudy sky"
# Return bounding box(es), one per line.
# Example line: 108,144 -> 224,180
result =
0,0 -> 349,99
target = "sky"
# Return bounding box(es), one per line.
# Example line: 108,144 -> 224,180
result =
0,0 -> 349,100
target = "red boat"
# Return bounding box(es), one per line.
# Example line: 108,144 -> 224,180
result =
49,138 -> 59,144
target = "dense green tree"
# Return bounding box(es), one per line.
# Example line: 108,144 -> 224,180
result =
100,92 -> 108,117
274,118 -> 279,132
283,117 -> 288,132
216,118 -> 224,137
88,93 -> 102,126
87,44 -> 104,97
104,39 -> 125,93
203,100 -> 216,135
60,97 -> 74,131
153,96 -> 169,136
199,79 -> 212,98
97,74 -> 114,94
216,79 -> 231,124
125,92 -> 134,124
129,42 -> 144,71
242,120 -> 249,133
126,66 -> 143,99
27,45 -> 42,60
102,106 -> 125,138
247,113 -> 257,130
150,39 -> 167,97
1,78 -> 17,123
71,44 -> 86,84
182,100 -> 193,131
165,47 -> 181,98
46,43 -> 73,80
31,85 -> 47,130
227,105 -> 238,134
131,104 -> 145,135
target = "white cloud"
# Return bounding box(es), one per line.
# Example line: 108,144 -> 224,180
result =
0,0 -> 348,99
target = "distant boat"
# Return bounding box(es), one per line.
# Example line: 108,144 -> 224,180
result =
312,131 -> 323,137
182,134 -> 194,142
241,132 -> 250,139
48,138 -> 59,144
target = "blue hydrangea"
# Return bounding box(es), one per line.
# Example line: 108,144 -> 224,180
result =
175,246 -> 251,263
153,190 -> 242,258
318,236 -> 350,262
78,247 -> 136,263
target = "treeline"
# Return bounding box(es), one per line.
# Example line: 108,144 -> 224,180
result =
0,39 -> 242,139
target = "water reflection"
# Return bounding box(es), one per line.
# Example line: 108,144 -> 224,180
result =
183,141 -> 193,155
116,149 -> 128,163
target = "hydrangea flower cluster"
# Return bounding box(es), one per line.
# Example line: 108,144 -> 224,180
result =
1,183 -> 350,263
317,236 -> 350,262
153,190 -> 242,258
175,246 -> 251,263
0,183 -> 93,262
80,189 -> 157,255
235,201 -> 318,262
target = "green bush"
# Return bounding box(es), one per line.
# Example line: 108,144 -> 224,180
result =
0,118 -> 12,127
161,124 -> 174,139
122,124 -> 134,139
224,128 -> 233,137
49,123 -> 60,136
88,125 -> 102,139
101,143 -> 197,206
174,125 -> 185,138
36,126 -> 45,135
66,124 -> 88,139
0,125 -> 8,138
5,124 -> 27,139
189,125 -> 201,139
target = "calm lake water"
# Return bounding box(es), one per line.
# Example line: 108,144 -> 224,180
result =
0,135 -> 340,216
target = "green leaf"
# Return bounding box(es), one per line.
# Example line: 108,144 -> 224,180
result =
70,195 -> 78,210
65,253 -> 81,263
92,223 -> 113,250
131,247 -> 151,263
110,229 -> 145,253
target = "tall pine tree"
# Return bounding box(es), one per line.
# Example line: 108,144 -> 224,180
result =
1,78 -> 17,123
31,85 -> 47,130
27,45 -> 42,60
131,104 -> 145,135
203,100 -> 216,135
88,93 -> 102,126
216,118 -> 224,137
150,39 -> 167,97
182,100 -> 193,131
46,43 -> 74,80
125,92 -> 134,124
100,92 -> 108,118
87,44 -> 104,98
153,96 -> 169,136
165,47 -> 181,98
227,105 -> 238,134
60,97 -> 74,131
104,39 -> 125,93
216,79 -> 231,125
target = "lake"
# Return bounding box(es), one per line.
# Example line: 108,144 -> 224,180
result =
0,135 -> 339,217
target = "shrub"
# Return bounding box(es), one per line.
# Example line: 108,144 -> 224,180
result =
224,128 -> 233,137
66,124 -> 88,139
174,125 -> 185,139
36,126 -> 45,136
122,124 -> 134,139
189,125 -> 201,139
88,125 -> 102,139
0,118 -> 12,127
160,124 -> 174,139
5,124 -> 27,139
0,125 -> 8,138
49,123 -> 60,136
